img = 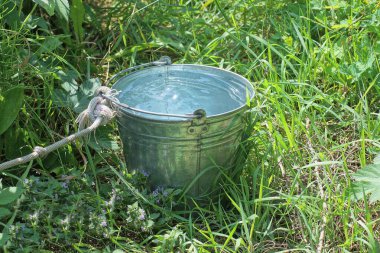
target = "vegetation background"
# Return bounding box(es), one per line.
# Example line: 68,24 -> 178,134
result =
0,0 -> 379,252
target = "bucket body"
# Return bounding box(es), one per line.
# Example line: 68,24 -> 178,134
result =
112,64 -> 253,197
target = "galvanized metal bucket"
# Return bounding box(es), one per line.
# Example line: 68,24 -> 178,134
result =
106,57 -> 254,197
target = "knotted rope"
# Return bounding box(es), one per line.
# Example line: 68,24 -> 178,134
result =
76,87 -> 117,130
0,87 -> 117,171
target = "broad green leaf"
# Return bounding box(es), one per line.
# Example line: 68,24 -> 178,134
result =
57,70 -> 79,95
333,43 -> 344,59
73,95 -> 89,113
88,126 -> 120,151
3,1 -> 22,29
70,78 -> 102,113
57,70 -> 79,83
81,78 -> 101,96
0,208 -> 11,219
62,81 -> 78,95
33,0 -> 55,16
0,187 -> 24,205
52,70 -> 81,108
0,230 -> 9,247
352,164 -> 380,203
0,86 -> 24,135
4,128 -> 28,160
71,0 -> 85,42
54,0 -> 70,22
35,37 -> 62,55
52,89 -> 70,107
149,213 -> 160,219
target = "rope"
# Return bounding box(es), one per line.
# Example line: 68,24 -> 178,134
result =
0,87 -> 116,171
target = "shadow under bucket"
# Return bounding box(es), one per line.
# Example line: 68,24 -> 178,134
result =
111,61 -> 254,198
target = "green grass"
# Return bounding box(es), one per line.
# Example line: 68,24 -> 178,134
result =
0,0 -> 380,252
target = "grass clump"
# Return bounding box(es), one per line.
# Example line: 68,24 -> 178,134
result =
0,0 -> 379,252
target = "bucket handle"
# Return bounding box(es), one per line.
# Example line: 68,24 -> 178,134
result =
101,56 -> 205,119
104,56 -> 172,86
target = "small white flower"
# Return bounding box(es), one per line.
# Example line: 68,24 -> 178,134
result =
29,212 -> 38,220
60,216 -> 70,225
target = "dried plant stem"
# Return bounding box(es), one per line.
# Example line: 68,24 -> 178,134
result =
306,118 -> 328,253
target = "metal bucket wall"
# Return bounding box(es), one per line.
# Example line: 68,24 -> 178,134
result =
112,64 -> 253,197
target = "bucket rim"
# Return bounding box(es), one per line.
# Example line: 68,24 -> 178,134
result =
112,63 -> 255,123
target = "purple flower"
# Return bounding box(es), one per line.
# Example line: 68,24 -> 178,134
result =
105,195 -> 115,208
152,186 -> 162,196
152,186 -> 167,198
100,221 -> 107,227
61,182 -> 69,189
139,169 -> 149,177
138,210 -> 146,221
